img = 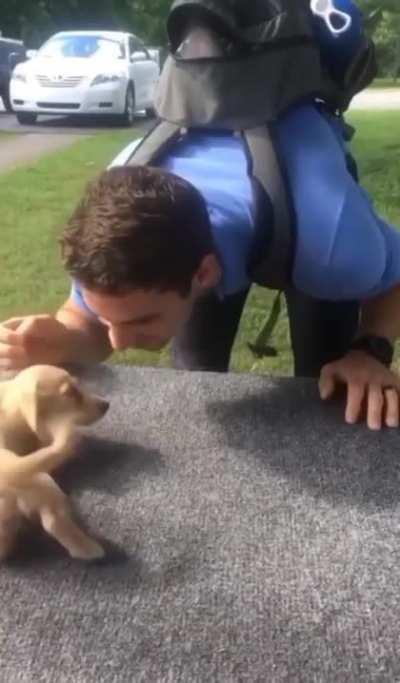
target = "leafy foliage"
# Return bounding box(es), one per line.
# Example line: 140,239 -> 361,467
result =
1,1 -> 399,75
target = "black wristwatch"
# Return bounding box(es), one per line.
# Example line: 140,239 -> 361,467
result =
349,335 -> 394,367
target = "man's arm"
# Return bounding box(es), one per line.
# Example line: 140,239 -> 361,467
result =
358,284 -> 400,342
0,298 -> 112,369
55,298 -> 112,363
319,285 -> 400,430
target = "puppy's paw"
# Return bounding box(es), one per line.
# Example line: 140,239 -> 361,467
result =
0,530 -> 20,562
0,541 -> 14,562
70,539 -> 105,561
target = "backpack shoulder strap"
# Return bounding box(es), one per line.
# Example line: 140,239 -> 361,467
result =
127,120 -> 294,290
126,120 -> 182,165
243,126 -> 295,291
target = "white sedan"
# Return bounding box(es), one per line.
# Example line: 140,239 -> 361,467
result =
10,30 -> 160,126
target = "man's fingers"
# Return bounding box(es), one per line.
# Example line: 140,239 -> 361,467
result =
0,326 -> 25,346
367,384 -> 384,431
0,317 -> 26,331
0,317 -> 42,350
0,321 -> 29,370
319,367 -> 336,400
0,344 -> 29,370
384,388 -> 399,428
387,374 -> 400,394
16,316 -> 41,337
345,383 -> 365,424
0,317 -> 40,345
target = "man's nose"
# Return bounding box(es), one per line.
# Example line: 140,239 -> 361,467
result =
108,326 -> 137,351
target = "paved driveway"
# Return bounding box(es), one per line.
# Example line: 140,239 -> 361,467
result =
350,88 -> 400,110
0,101 -> 153,173
0,88 -> 398,173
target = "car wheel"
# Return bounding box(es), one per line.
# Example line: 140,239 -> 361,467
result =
120,84 -> 135,127
16,112 -> 37,125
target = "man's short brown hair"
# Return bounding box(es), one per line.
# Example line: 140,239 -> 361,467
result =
61,165 -> 216,296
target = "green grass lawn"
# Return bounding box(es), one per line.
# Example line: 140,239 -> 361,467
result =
0,111 -> 399,375
370,77 -> 400,89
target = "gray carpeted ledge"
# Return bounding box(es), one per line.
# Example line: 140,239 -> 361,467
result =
1,365 -> 400,682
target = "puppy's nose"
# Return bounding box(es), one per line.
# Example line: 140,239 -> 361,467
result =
98,399 -> 110,415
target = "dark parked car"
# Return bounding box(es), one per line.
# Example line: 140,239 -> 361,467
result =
0,37 -> 26,111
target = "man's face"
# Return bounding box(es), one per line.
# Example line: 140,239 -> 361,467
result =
83,286 -> 197,351
82,253 -> 222,351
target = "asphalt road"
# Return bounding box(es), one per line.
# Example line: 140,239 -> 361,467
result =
0,88 -> 398,173
0,99 -> 154,135
0,87 -> 399,135
351,88 -> 400,110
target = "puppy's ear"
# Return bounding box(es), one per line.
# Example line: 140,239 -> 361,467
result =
19,390 -> 40,435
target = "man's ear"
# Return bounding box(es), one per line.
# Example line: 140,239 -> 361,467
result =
193,254 -> 222,292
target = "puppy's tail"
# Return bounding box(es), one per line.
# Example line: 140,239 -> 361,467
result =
0,426 -> 76,488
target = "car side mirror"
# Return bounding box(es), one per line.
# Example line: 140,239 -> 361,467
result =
130,51 -> 146,63
148,48 -> 160,67
8,52 -> 25,70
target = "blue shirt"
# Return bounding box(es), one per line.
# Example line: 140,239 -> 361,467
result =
71,103 -> 400,312
160,131 -> 255,296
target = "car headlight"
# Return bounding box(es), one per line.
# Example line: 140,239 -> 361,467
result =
11,72 -> 27,83
91,74 -> 121,86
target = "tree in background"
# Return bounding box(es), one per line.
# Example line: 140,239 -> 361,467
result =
374,9 -> 400,81
0,0 -> 170,47
1,0 -> 399,79
358,0 -> 400,80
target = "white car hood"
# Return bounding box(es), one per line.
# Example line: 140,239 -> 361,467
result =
19,57 -> 121,78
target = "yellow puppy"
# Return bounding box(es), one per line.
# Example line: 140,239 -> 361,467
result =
0,365 -> 109,561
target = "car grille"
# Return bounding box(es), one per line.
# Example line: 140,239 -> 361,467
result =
36,102 -> 80,109
36,75 -> 83,88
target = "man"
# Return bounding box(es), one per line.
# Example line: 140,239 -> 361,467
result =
0,162 -> 399,432
2,2 -> 398,432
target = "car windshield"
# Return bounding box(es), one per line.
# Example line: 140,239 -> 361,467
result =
38,35 -> 125,60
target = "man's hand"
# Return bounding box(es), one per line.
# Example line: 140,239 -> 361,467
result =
319,350 -> 400,430
0,315 -> 70,370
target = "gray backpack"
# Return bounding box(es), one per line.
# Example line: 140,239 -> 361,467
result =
127,0 -> 376,290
